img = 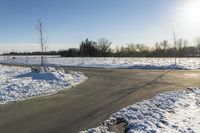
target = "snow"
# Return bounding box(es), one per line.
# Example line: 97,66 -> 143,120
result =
1,56 -> 200,70
0,65 -> 87,104
81,88 -> 200,133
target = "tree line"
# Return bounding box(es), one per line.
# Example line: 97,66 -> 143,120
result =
3,37 -> 200,57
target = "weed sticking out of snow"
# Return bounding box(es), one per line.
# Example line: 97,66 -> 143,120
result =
0,65 -> 87,104
81,88 -> 200,133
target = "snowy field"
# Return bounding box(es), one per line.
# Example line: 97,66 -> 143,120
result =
1,56 -> 200,70
0,65 -> 87,104
81,87 -> 200,133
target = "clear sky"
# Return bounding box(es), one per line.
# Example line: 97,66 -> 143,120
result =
0,0 -> 200,52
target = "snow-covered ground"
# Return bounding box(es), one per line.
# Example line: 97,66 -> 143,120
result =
81,88 -> 200,133
0,65 -> 87,104
1,56 -> 200,70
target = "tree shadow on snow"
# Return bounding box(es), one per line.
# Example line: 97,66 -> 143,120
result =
15,72 -> 59,81
125,64 -> 187,70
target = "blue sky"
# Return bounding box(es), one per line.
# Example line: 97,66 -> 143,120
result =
0,0 -> 199,52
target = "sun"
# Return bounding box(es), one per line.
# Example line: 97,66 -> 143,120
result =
181,0 -> 200,23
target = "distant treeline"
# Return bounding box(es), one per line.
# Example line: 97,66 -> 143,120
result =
3,38 -> 200,57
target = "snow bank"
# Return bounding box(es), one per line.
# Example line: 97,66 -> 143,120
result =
81,88 -> 200,133
1,56 -> 200,70
0,65 -> 87,104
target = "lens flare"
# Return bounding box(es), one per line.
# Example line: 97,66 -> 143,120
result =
181,0 -> 200,23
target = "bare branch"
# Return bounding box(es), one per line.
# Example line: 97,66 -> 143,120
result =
36,19 -> 48,66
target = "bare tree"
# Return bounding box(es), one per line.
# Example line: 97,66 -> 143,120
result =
36,19 -> 48,66
173,31 -> 177,65
194,37 -> 200,57
155,42 -> 161,50
193,37 -> 200,67
135,44 -> 147,53
176,38 -> 185,64
177,38 -> 183,57
153,42 -> 161,57
160,40 -> 170,56
98,38 -> 112,56
135,44 -> 148,56
126,43 -> 136,53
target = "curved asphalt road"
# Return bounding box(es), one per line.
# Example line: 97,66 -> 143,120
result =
0,68 -> 200,133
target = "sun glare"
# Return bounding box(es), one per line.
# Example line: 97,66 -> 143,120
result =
181,0 -> 200,23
